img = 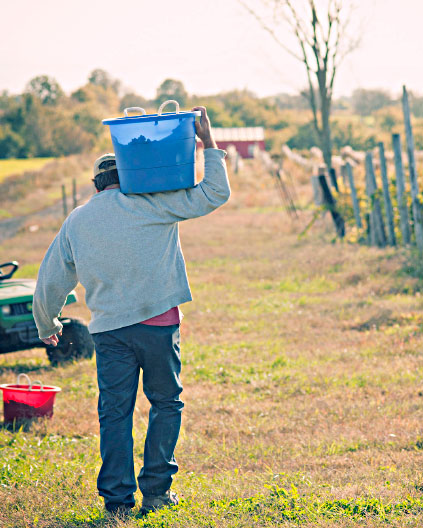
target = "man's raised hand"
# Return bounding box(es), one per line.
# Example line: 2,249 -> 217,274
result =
191,106 -> 217,149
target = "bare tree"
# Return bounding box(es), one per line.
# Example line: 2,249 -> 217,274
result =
240,0 -> 359,169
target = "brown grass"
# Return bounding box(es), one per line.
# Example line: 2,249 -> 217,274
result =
1,159 -> 423,526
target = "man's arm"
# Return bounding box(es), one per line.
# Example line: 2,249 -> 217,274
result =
33,222 -> 78,344
144,106 -> 230,223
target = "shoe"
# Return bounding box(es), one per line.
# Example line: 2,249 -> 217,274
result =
105,503 -> 133,517
140,490 -> 179,515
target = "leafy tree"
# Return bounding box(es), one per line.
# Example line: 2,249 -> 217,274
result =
71,83 -> 120,115
351,89 -> 392,116
375,108 -> 402,131
286,118 -> 378,151
26,75 -> 64,105
22,101 -> 57,156
73,109 -> 104,138
214,90 -> 289,130
156,79 -> 188,107
1,97 -> 27,134
51,116 -> 95,155
287,121 -> 319,149
272,92 -> 310,110
119,93 -> 149,113
0,91 -> 12,110
0,124 -> 25,158
88,69 -> 121,94
190,96 -> 240,127
0,94 -> 37,156
71,88 -> 89,103
331,120 -> 377,150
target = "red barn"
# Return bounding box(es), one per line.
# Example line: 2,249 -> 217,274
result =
197,127 -> 265,158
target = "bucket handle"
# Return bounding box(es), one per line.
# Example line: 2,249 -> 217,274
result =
123,107 -> 147,117
17,373 -> 31,387
16,373 -> 45,391
30,380 -> 45,392
157,100 -> 180,116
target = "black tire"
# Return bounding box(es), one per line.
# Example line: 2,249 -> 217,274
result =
46,318 -> 94,366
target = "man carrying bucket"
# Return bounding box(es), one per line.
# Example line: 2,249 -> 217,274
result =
33,107 -> 230,517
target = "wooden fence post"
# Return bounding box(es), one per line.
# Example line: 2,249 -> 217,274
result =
378,142 -> 396,246
365,152 -> 386,247
284,164 -> 299,205
392,133 -> 411,245
344,162 -> 362,229
318,166 -> 326,180
329,167 -> 339,192
72,178 -> 77,209
274,166 -> 298,219
312,175 -> 323,205
317,168 -> 345,238
62,184 -> 68,218
402,85 -> 423,250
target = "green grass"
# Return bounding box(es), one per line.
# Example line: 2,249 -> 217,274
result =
60,489 -> 423,526
0,208 -> 12,219
255,276 -> 338,294
0,157 -> 54,183
2,428 -> 423,528
3,160 -> 423,526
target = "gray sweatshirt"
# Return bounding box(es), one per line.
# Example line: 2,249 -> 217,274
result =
33,148 -> 230,339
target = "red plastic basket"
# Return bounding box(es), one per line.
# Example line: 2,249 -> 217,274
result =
0,374 -> 61,423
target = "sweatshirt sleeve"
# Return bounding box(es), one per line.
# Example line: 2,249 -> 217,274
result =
148,148 -> 231,223
33,221 -> 78,339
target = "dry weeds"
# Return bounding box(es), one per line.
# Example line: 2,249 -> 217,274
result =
0,160 -> 423,526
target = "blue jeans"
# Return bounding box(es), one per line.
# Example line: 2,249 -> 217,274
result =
92,323 -> 183,508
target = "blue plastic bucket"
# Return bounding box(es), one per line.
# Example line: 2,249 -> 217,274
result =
103,100 -> 201,194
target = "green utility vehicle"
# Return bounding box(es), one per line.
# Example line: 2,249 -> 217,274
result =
0,261 -> 94,366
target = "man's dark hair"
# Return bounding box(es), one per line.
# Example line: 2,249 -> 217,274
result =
92,168 -> 120,191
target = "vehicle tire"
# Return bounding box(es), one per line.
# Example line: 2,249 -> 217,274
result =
46,318 -> 94,366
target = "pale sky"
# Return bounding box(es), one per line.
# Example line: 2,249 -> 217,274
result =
1,0 -> 423,99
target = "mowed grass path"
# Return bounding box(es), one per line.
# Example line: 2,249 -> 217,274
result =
1,163 -> 423,526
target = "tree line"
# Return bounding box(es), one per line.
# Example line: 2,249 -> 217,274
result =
0,70 -> 285,159
1,69 -> 423,159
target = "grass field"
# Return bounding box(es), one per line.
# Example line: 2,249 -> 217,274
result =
1,160 -> 423,527
0,154 -> 95,220
0,157 -> 54,183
